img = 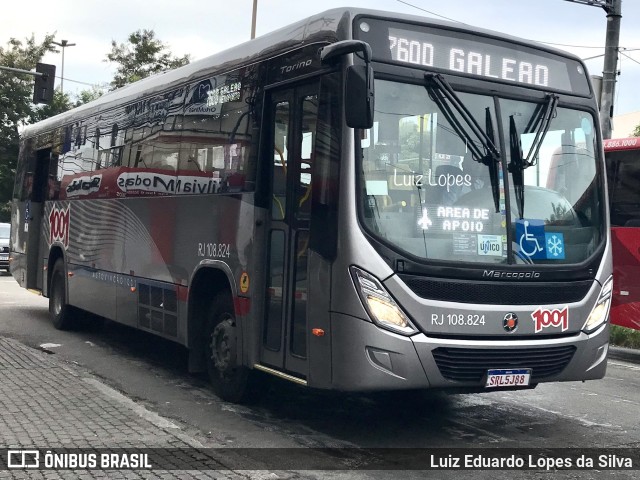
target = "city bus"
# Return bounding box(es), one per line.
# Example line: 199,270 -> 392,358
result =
604,137 -> 640,331
10,7 -> 612,402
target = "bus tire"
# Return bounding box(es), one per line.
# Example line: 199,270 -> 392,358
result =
206,291 -> 259,403
49,259 -> 76,330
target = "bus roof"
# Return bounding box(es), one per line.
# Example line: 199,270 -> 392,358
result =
603,137 -> 640,152
23,7 -> 587,138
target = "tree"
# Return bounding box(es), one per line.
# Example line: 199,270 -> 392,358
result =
0,34 -> 65,222
32,89 -> 73,122
105,29 -> 190,90
73,85 -> 104,107
633,124 -> 640,137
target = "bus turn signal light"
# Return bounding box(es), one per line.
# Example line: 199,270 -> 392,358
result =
312,328 -> 325,337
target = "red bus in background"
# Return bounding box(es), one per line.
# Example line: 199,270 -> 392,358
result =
604,137 -> 640,330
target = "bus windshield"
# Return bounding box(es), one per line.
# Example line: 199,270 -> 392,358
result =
359,79 -> 603,265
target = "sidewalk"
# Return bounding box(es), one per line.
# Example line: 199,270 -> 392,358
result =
0,337 -> 245,479
608,345 -> 640,364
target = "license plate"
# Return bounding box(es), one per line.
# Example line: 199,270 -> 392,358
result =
0,254 -> 7,260
485,369 -> 531,388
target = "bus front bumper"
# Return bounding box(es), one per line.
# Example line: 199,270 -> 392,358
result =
328,313 -> 609,392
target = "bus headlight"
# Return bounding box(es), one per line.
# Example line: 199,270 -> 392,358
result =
582,275 -> 613,334
350,266 -> 417,336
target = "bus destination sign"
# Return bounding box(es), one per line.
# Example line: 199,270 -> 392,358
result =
356,18 -> 590,95
389,27 -> 565,88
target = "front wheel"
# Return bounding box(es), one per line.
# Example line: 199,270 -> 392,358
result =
49,259 -> 76,330
206,291 -> 262,403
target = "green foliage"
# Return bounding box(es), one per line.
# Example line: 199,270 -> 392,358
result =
0,34 -> 60,222
32,89 -> 73,122
105,29 -> 190,90
633,124 -> 640,137
610,324 -> 640,349
74,85 -> 104,107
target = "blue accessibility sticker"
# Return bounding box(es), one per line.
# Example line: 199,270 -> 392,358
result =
516,219 -> 546,259
545,232 -> 565,259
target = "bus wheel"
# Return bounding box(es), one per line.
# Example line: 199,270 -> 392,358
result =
49,259 -> 75,330
206,291 -> 257,403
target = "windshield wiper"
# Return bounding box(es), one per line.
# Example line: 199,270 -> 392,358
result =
424,73 -> 501,212
508,93 -> 559,218
509,116 -> 526,220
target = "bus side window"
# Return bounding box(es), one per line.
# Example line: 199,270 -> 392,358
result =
609,151 -> 640,227
110,124 -> 124,167
47,153 -> 61,200
296,95 -> 318,220
272,101 -> 289,220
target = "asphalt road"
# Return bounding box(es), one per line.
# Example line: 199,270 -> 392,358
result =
1,272 -> 639,479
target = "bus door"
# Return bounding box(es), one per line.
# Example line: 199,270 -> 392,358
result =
25,148 -> 56,290
261,82 -> 319,377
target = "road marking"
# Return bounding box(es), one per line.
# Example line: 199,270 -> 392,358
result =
522,404 -> 613,428
608,361 -> 640,372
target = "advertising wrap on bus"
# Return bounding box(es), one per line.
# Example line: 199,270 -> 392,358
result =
605,137 -> 640,331
60,168 -> 225,199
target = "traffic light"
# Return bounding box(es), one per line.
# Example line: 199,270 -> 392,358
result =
33,63 -> 56,104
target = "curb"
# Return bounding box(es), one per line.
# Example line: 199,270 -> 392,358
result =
608,345 -> 640,364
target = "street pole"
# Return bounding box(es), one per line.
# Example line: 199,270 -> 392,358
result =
600,0 -> 622,139
251,0 -> 258,39
562,0 -> 622,139
51,39 -> 76,95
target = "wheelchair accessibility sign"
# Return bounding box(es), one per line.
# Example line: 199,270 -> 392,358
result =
516,220 -> 565,260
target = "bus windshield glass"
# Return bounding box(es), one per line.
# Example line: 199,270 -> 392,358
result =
359,79 -> 603,265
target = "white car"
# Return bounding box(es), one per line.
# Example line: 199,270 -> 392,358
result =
0,223 -> 9,272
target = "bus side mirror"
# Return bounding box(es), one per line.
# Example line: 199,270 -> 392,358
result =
320,40 -> 374,129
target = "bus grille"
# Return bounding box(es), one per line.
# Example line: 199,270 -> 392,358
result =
432,345 -> 577,382
398,275 -> 593,305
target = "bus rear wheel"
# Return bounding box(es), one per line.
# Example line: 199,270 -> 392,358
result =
49,259 -> 76,330
206,291 -> 259,403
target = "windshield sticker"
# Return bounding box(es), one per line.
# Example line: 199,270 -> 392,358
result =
477,234 -> 502,256
452,234 -> 476,255
516,220 -> 565,260
516,219 -> 546,259
531,306 -> 569,333
545,232 -> 565,259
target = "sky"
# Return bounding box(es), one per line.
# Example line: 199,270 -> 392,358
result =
2,0 -> 640,116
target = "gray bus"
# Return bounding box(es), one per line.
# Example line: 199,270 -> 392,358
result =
10,8 -> 612,402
